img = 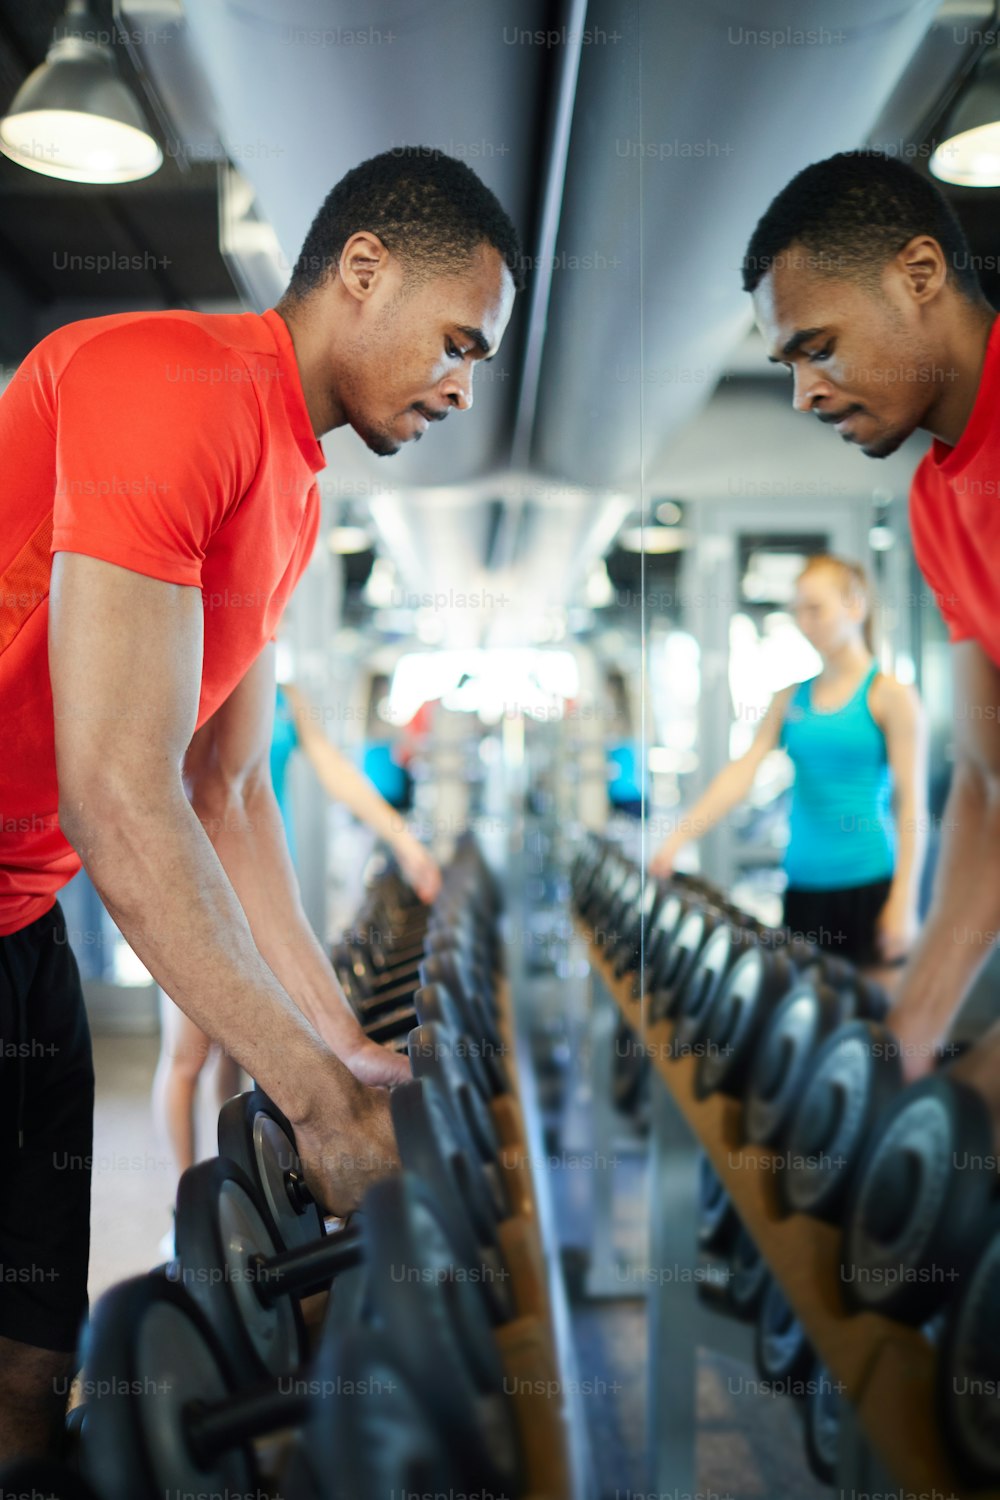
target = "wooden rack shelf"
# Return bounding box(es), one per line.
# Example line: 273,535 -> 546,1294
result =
584,932 -> 994,1500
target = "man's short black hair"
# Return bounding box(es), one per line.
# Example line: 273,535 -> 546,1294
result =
742,149 -> 980,301
286,146 -> 524,299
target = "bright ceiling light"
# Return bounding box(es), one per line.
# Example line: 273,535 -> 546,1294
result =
931,53 -> 1000,187
0,4 -> 162,184
618,526 -> 691,554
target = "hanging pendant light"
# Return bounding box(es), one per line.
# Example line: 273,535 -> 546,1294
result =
0,1 -> 162,184
931,50 -> 1000,188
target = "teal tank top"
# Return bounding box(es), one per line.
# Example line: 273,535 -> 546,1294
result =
779,662 -> 894,890
270,685 -> 299,862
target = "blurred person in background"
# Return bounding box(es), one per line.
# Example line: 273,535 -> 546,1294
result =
649,555 -> 927,968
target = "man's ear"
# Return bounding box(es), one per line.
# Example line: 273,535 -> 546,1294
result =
338,231 -> 390,301
895,234 -> 948,303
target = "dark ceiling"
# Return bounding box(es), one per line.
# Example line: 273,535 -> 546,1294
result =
0,0 -> 233,365
1,0 -> 999,381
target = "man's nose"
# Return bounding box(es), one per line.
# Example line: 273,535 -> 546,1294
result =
791,365 -> 832,414
440,365 -> 474,412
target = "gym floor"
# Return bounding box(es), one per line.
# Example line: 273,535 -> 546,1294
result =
88,1033 -> 222,1299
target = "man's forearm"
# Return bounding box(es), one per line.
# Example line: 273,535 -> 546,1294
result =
190,771 -> 366,1057
61,784 -> 361,1130
891,764 -> 1000,1037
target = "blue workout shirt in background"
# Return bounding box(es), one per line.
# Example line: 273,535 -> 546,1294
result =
270,684 -> 299,863
779,662 -> 895,890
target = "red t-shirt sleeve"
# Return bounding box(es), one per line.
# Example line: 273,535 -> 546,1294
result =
909,466 -> 974,645
51,319 -> 262,587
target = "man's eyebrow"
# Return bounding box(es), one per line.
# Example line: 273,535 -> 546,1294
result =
767,327 -> 827,363
456,325 -> 495,360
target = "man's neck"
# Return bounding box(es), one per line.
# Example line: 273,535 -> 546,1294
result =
922,305 -> 996,448
272,299 -> 346,439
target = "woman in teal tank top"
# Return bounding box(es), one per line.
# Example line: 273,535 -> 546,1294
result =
650,556 -> 928,966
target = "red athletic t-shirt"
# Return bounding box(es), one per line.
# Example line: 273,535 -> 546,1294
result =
909,316 -> 1000,661
0,307 -> 324,935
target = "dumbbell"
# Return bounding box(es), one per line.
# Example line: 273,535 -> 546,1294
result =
221,1081 -> 516,1328
641,887 -> 688,993
697,1154 -> 739,1255
803,1359 -> 842,1485
742,955 -> 891,1146
570,839 -> 607,914
341,939 -> 497,1048
938,1215 -> 1000,1485
176,1160 -> 514,1420
408,1019 -> 509,1214
611,873 -> 668,979
420,949 -> 504,1055
744,979 -> 853,1147
217,1089 -> 325,1250
693,947 -> 796,1098
577,850 -> 628,925
298,1319 -> 497,1500
779,1020 -> 904,1222
83,1176 -> 523,1500
173,1155 -> 363,1378
414,981 -> 512,1099
649,902 -> 727,1025
410,1016 -> 535,1225
391,1077 -> 526,1323
602,864 -> 642,948
610,1015 -> 651,1119
672,922 -> 762,1060
754,1275 -> 813,1397
0,1459 -> 100,1500
841,1073 -> 996,1323
727,1224 -> 770,1320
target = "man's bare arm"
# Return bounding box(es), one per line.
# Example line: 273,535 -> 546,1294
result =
49,552 -> 396,1211
887,639 -> 1000,1077
183,647 -> 409,1087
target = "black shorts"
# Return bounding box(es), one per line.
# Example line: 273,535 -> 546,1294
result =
782,877 -> 892,968
0,902 -> 94,1354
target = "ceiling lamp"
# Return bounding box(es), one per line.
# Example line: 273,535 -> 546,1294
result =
931,51 -> 1000,187
0,2 -> 162,184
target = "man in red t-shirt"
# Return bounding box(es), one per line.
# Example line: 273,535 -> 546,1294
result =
742,152 -> 999,1099
0,146 -> 520,1457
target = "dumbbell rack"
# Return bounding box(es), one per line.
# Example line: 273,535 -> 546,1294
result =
581,926 -> 1000,1500
497,963 -> 600,1500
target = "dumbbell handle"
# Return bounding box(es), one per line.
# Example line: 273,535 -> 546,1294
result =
185,1381 -> 310,1466
248,1220 -> 364,1306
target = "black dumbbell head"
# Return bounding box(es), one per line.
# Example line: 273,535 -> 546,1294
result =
743,980 -> 842,1147
82,1276 -> 255,1500
842,1074 -> 996,1323
780,1020 -> 903,1222
938,1217 -> 1000,1485
694,947 -> 794,1100
217,1090 -> 325,1249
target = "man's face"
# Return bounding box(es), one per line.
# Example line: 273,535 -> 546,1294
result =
753,245 -> 945,459
337,242 -> 515,457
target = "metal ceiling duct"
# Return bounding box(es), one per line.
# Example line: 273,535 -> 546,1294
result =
532,0 -> 942,489
175,0 -> 551,490
127,0 -> 947,634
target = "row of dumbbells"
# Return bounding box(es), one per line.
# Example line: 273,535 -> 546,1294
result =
698,1156 -> 842,1487
3,839 -> 565,1500
571,833 -> 999,1488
